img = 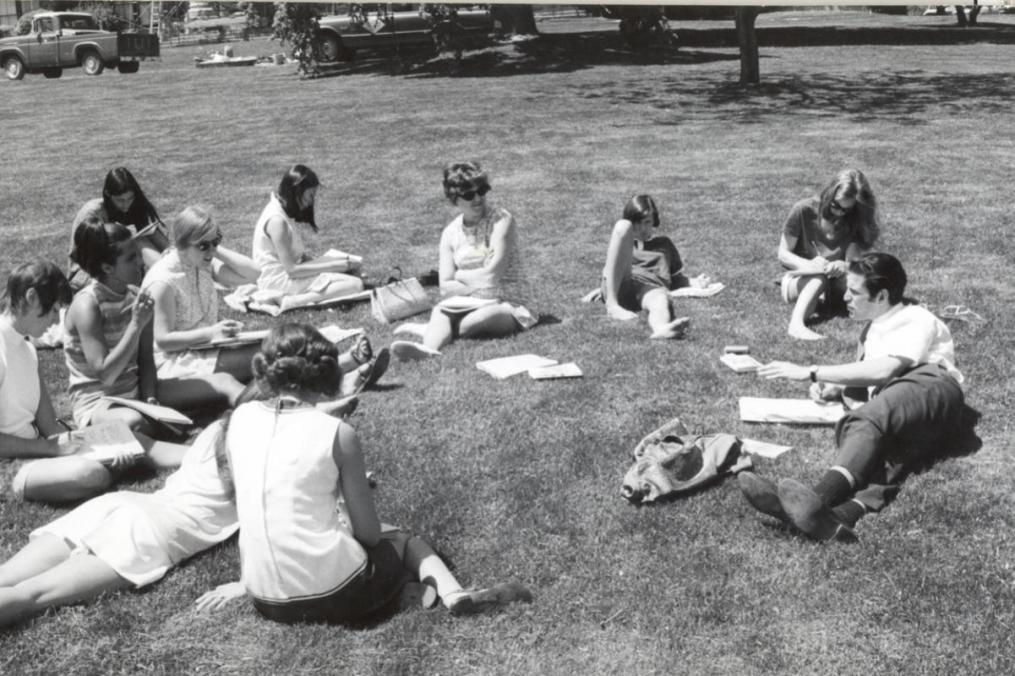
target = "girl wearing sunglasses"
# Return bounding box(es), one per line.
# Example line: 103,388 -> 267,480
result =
141,206 -> 256,409
252,165 -> 364,313
391,162 -> 535,360
778,168 -> 880,341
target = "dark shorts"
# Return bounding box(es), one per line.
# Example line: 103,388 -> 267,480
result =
603,276 -> 666,313
252,536 -> 409,625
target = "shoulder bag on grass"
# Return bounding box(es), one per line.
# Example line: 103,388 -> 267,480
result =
370,277 -> 432,324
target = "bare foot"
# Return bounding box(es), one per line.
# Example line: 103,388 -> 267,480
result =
650,316 -> 691,340
788,324 -> 825,341
391,340 -> 442,362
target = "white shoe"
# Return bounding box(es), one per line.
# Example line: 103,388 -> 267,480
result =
391,341 -> 441,361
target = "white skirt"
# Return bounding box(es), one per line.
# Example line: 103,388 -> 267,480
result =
155,349 -> 219,379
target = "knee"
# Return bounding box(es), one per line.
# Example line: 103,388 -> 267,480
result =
20,458 -> 113,504
208,373 -> 243,397
642,288 -> 670,312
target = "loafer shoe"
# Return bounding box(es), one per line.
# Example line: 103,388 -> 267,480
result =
738,471 -> 789,524
778,478 -> 857,543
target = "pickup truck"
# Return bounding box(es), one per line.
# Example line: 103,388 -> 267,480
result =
317,6 -> 494,62
0,11 -> 159,80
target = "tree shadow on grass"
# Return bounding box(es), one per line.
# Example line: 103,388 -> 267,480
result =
566,69 -> 1015,126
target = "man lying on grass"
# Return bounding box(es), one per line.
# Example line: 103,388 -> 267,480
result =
738,252 -> 977,541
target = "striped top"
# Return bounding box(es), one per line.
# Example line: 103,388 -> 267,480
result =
64,281 -> 140,425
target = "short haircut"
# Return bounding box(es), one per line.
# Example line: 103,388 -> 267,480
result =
70,218 -> 134,280
276,164 -> 320,232
443,161 -> 489,202
171,206 -> 219,249
3,260 -> 72,315
848,252 -> 907,305
622,194 -> 660,228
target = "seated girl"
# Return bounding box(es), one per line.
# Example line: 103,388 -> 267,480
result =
0,261 -> 129,504
63,220 -> 210,467
142,206 -> 260,409
70,167 -> 257,293
778,168 -> 879,341
599,194 -> 710,340
0,423 -> 238,627
194,323 -> 532,622
252,165 -> 364,313
391,162 -> 535,361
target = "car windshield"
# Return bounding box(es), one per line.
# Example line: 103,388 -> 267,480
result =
61,16 -> 99,30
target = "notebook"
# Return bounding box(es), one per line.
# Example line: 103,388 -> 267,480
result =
739,397 -> 846,425
720,353 -> 764,373
529,362 -> 583,380
476,354 -> 558,380
438,296 -> 498,315
101,397 -> 193,426
61,421 -> 147,466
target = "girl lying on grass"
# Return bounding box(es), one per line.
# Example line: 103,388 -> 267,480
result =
391,162 -> 535,361
252,164 -> 364,313
195,323 -> 532,622
778,168 -> 879,341
0,423 -> 238,628
598,194 -> 711,339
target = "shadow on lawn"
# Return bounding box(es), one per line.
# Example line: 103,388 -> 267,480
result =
571,70 -> 1015,126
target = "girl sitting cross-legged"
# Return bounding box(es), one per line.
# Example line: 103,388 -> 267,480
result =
391,161 -> 536,360
194,323 -> 533,622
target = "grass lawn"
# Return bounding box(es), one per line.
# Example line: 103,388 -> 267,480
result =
2,10 -> 1014,675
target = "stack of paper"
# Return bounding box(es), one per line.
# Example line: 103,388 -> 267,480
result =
529,362 -> 583,380
476,354 -> 558,380
739,397 -> 845,425
720,353 -> 764,373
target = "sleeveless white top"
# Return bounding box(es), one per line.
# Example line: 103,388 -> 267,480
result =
226,401 -> 367,602
141,249 -> 219,369
252,193 -> 305,292
0,316 -> 41,439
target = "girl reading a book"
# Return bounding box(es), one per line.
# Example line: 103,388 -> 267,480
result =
0,261 -> 136,503
0,423 -> 238,628
598,194 -> 710,339
777,168 -> 880,341
251,165 -> 364,313
192,323 -> 532,622
142,206 -> 259,408
390,162 -> 535,360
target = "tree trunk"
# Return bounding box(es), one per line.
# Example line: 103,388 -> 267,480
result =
492,5 -> 538,35
969,2 -> 982,25
954,6 -> 968,26
735,7 -> 760,85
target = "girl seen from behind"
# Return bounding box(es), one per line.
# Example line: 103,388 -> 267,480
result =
196,323 -> 532,622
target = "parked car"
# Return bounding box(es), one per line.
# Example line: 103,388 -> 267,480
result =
316,6 -> 495,62
0,11 -> 159,80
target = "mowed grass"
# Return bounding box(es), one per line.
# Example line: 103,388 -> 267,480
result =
2,14 -> 1015,675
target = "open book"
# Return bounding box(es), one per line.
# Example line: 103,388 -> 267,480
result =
192,324 -> 363,351
60,421 -> 147,466
101,396 -> 194,425
476,354 -> 558,380
438,296 -> 498,315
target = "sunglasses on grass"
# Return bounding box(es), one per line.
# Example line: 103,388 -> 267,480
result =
195,236 -> 223,252
457,185 -> 491,201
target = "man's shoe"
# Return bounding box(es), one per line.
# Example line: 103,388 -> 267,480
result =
778,479 -> 857,542
738,471 -> 790,524
447,582 -> 533,616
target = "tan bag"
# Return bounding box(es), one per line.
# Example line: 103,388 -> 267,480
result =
370,277 -> 432,324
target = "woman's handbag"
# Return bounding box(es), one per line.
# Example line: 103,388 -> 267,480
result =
370,277 -> 432,324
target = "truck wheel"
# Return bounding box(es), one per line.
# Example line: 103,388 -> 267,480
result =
320,33 -> 354,62
43,67 -> 63,79
81,51 -> 105,76
3,55 -> 25,81
117,61 -> 140,74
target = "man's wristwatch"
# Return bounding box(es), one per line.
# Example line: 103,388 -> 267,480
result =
809,365 -> 819,383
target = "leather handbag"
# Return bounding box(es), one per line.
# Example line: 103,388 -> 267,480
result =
370,277 -> 432,324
